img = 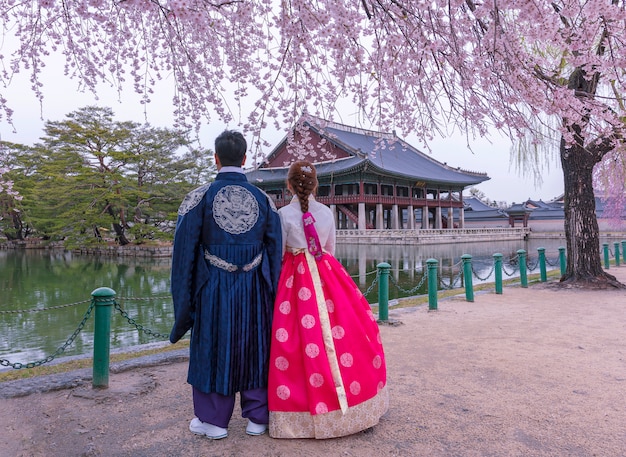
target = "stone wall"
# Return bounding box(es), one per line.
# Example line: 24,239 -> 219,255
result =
71,245 -> 173,257
1,240 -> 173,257
336,227 -> 530,245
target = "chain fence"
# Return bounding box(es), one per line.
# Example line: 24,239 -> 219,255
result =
526,256 -> 540,271
1,246 -> 617,370
472,263 -> 495,281
369,249 -> 564,305
438,270 -> 464,290
362,274 -> 379,298
350,269 -> 378,279
0,299 -> 92,314
0,301 -> 95,370
114,299 -> 170,340
389,272 -> 428,295
501,262 -> 519,277
1,296 -> 171,370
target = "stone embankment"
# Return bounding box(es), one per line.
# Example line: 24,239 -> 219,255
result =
1,239 -> 173,257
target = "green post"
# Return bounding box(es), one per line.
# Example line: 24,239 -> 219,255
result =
493,253 -> 503,294
377,262 -> 391,322
461,254 -> 474,302
517,249 -> 528,288
538,247 -> 547,282
426,258 -> 438,311
92,287 -> 116,389
603,243 -> 610,269
622,241 -> 626,263
614,242 -> 620,267
558,247 -> 566,277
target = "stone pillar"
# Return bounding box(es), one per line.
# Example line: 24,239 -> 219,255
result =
407,205 -> 415,229
391,204 -> 399,229
376,203 -> 383,229
435,206 -> 442,229
459,207 -> 465,228
422,205 -> 429,229
358,202 -> 366,230
330,204 -> 338,229
448,207 -> 454,229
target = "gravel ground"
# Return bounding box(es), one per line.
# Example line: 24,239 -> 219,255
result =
2,269 -> 626,457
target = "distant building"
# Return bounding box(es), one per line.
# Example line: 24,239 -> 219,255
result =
459,197 -> 511,228
459,197 -> 564,230
525,198 -> 565,231
246,116 -> 489,230
461,194 -> 626,233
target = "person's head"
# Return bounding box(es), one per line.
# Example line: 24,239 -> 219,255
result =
287,160 -> 318,213
214,130 -> 247,168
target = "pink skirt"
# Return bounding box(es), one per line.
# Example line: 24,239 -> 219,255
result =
268,250 -> 389,439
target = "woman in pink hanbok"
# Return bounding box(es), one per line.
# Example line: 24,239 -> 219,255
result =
268,161 -> 389,439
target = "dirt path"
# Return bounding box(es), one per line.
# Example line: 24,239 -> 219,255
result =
2,270 -> 626,457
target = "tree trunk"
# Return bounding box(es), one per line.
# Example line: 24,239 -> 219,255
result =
559,138 -> 622,288
104,204 -> 131,246
112,222 -> 130,246
11,210 -> 24,240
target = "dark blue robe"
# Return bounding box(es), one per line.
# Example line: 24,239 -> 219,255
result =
169,171 -> 282,395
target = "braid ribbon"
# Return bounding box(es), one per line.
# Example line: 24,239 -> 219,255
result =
302,212 -> 323,260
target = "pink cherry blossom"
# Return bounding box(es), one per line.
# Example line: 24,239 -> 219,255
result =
0,1 -> 624,285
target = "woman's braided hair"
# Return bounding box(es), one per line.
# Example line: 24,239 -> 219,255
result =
287,160 -> 317,213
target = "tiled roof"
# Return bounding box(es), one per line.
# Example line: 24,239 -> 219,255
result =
463,197 -> 497,211
245,156 -> 363,185
316,122 -> 488,185
457,198 -> 509,220
246,116 -> 489,188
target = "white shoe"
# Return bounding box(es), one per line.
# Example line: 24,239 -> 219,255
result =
246,420 -> 268,436
189,418 -> 228,439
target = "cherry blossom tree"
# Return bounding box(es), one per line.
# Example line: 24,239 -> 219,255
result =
0,167 -> 18,199
1,0 -> 625,287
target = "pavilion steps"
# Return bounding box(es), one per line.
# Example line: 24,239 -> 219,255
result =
337,204 -> 374,229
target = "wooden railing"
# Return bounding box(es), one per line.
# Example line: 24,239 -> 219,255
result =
272,194 -> 464,208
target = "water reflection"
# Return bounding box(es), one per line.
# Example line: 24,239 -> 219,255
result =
0,249 -> 172,367
0,238 -> 582,366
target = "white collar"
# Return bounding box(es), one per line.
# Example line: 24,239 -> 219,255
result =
218,166 -> 245,174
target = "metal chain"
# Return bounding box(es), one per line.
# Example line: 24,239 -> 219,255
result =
526,257 -> 539,271
438,270 -> 463,290
350,269 -> 378,279
449,259 -> 464,269
361,274 -> 379,298
114,301 -> 170,340
0,301 -> 95,370
116,296 -> 172,301
501,262 -> 518,277
0,299 -> 92,314
545,256 -> 559,267
471,264 -> 494,281
389,272 -> 428,295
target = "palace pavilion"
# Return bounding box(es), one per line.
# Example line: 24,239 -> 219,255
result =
245,116 -> 490,230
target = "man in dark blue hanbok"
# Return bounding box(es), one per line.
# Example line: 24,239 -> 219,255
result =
169,130 -> 282,440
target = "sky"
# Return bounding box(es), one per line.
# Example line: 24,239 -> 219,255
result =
0,60 -> 564,206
